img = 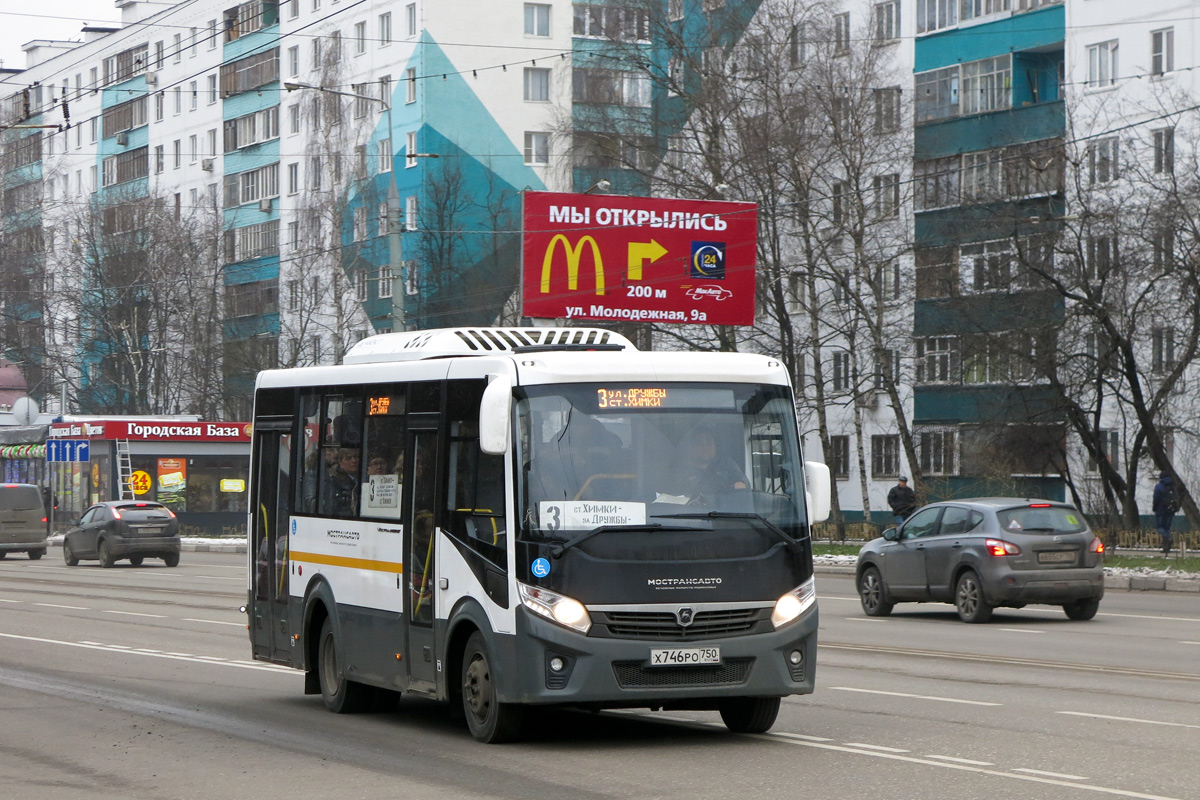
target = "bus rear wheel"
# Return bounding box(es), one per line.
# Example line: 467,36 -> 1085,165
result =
719,696 -> 781,734
317,618 -> 371,713
461,631 -> 523,743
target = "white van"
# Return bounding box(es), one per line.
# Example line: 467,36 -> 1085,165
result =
0,484 -> 48,560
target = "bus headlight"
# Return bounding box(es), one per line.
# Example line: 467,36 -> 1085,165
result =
518,582 -> 592,634
771,577 -> 816,629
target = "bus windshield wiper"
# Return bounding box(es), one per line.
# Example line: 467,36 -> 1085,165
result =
653,511 -> 806,551
548,523 -> 695,559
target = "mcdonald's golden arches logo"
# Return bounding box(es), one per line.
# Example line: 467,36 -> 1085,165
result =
540,234 -> 605,296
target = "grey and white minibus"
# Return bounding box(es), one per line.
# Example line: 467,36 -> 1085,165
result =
245,327 -> 830,742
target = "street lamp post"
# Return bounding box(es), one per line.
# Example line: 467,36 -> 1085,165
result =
283,81 -> 406,331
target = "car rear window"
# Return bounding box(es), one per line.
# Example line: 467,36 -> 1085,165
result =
116,504 -> 171,522
996,506 -> 1088,534
0,486 -> 43,511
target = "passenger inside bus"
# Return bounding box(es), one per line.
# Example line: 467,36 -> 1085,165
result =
324,447 -> 360,517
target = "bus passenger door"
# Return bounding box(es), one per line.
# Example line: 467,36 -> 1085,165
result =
405,428 -> 439,690
250,425 -> 293,664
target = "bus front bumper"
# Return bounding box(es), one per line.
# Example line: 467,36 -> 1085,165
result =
500,604 -> 818,707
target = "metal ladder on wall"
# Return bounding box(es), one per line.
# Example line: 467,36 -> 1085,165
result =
115,440 -> 134,500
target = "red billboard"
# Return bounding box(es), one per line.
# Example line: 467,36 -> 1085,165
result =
522,191 -> 757,326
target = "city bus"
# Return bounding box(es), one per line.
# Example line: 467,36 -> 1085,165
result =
245,327 -> 830,742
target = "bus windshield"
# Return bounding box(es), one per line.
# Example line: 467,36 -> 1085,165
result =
515,382 -> 808,541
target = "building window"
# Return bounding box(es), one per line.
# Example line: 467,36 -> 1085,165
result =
877,260 -> 900,302
874,2 -> 899,42
871,435 -> 900,478
406,131 -> 417,167
524,131 -> 549,164
960,0 -> 1011,23
1084,233 -> 1118,283
287,162 -> 299,194
1088,137 -> 1119,183
832,351 -> 851,392
873,86 -> 900,133
1153,127 -> 1174,174
379,138 -> 392,173
916,0 -> 957,34
787,23 -> 807,65
914,156 -> 960,210
874,349 -> 900,389
1087,429 -> 1119,473
379,265 -> 393,299
1087,40 -> 1118,88
524,67 -> 550,102
525,3 -> 550,36
1151,28 -> 1173,76
961,241 -> 1013,292
961,149 -> 1003,203
288,103 -> 300,134
288,45 -> 299,76
829,436 -> 850,479
873,173 -> 899,218
379,12 -> 392,46
960,56 -> 1011,115
915,337 -> 959,384
831,180 -> 851,226
1152,228 -> 1174,270
406,3 -> 417,36
406,195 -> 418,230
833,13 -> 850,53
354,21 -> 366,54
918,429 -> 956,475
1151,327 -> 1175,373
405,68 -> 417,103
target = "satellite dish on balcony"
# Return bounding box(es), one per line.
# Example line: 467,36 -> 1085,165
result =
12,396 -> 38,426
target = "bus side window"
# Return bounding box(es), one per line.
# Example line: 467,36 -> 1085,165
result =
445,381 -> 506,565
298,391 -> 321,515
361,386 -> 406,519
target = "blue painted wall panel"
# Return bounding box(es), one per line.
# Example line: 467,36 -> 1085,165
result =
914,6 -> 1065,72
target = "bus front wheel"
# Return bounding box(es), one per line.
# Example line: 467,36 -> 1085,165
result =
317,618 -> 371,713
461,631 -> 524,743
719,696 -> 781,734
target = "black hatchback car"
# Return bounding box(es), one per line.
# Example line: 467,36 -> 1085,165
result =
856,498 -> 1105,622
63,501 -> 181,568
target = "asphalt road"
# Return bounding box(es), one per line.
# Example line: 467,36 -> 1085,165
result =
1,552 -> 1197,800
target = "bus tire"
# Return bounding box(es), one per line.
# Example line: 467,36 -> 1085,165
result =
461,631 -> 523,743
317,618 -> 371,713
719,696 -> 781,734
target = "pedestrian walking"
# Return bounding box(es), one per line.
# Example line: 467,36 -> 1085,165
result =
887,476 -> 917,524
1152,472 -> 1180,556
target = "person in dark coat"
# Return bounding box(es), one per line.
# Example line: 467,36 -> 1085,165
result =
887,476 -> 917,524
1152,472 -> 1179,556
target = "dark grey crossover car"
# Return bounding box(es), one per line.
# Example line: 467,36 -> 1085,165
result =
856,498 -> 1105,622
63,500 -> 181,568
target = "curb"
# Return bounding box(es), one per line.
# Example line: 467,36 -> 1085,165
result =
182,543 -> 247,554
814,565 -> 1199,594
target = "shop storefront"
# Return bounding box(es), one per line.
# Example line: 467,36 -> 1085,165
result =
47,419 -> 251,537
0,428 -> 48,486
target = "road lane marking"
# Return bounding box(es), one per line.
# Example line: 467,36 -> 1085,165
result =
823,594 -> 1200,624
773,732 -> 833,742
819,642 -> 1200,682
35,603 -> 88,610
845,743 -> 909,753
0,632 -> 293,674
829,686 -> 1002,706
194,576 -> 244,581
1014,768 -> 1087,780
926,755 -> 994,766
752,733 -> 1182,800
103,610 -> 166,618
183,618 -> 246,627
845,617 -> 887,623
1059,711 -> 1200,731
0,599 -> 19,603
1181,641 -> 1200,645
998,628 -> 1045,634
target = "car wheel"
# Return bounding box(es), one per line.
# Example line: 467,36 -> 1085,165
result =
858,566 -> 894,617
461,631 -> 524,743
0,551 -> 7,560
719,696 -> 781,734
129,556 -> 144,567
27,549 -> 44,561
317,618 -> 371,714
162,552 -> 180,568
98,539 -> 115,569
1063,598 -> 1100,621
955,570 -> 993,623
63,540 -> 79,567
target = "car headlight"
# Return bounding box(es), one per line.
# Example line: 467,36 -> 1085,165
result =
518,582 -> 592,634
771,576 -> 817,629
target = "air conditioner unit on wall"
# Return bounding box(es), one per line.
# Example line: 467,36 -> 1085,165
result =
115,131 -> 128,146
145,72 -> 158,86
201,158 -> 214,171
258,197 -> 272,212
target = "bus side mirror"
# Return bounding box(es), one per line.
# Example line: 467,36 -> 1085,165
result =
479,373 -> 513,455
804,461 -> 831,523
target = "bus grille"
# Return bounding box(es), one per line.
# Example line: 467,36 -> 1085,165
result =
595,608 -> 767,641
612,657 -> 754,688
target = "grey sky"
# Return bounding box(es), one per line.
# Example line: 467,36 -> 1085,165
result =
1,4 -> 119,75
